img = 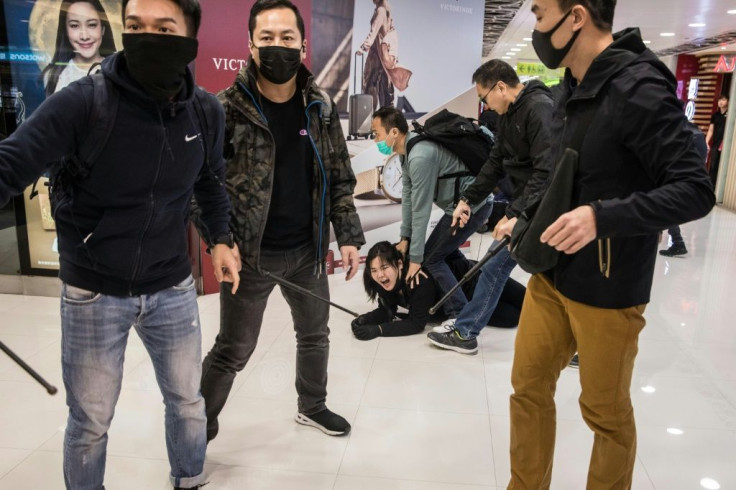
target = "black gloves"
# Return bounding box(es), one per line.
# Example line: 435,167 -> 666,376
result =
351,317 -> 381,340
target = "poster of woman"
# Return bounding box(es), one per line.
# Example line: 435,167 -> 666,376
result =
355,0 -> 412,110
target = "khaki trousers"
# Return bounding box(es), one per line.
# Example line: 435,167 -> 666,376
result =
508,274 -> 646,490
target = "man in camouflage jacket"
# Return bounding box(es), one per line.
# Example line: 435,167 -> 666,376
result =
199,0 -> 364,440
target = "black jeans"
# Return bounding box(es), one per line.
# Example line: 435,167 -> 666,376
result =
200,244 -> 330,438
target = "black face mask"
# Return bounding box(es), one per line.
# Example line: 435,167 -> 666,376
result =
254,45 -> 302,84
123,33 -> 198,101
532,9 -> 580,69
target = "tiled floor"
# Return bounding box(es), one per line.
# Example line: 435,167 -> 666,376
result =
1,207 -> 736,489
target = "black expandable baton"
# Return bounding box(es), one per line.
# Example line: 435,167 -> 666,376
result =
0,341 -> 58,395
262,270 -> 360,318
428,235 -> 511,315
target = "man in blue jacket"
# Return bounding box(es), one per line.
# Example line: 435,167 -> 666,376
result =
507,0 -> 715,488
0,0 -> 240,488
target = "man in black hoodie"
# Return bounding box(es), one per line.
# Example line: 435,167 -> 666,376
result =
0,1 -> 240,488
507,1 -> 715,488
427,59 -> 553,354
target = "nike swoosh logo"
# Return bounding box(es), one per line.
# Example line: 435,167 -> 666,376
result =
185,134 -> 198,142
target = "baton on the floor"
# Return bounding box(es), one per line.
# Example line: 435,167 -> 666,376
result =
262,270 -> 360,318
0,340 -> 58,395
428,236 -> 511,315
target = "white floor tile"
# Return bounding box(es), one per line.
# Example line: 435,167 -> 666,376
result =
204,397 -> 357,474
361,358 -> 488,413
340,406 -> 495,486
637,425 -> 736,490
334,475 -> 496,490
203,465 -> 336,490
0,448 -> 31,479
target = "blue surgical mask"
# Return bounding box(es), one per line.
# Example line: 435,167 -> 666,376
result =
376,134 -> 394,155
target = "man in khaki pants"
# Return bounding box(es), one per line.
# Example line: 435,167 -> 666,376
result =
508,0 -> 715,488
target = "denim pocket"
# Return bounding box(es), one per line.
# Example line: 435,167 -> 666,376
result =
62,283 -> 102,304
172,275 -> 196,292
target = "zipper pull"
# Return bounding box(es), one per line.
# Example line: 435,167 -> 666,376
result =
170,102 -> 176,118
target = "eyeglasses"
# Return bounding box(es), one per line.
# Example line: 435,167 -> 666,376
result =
478,81 -> 499,104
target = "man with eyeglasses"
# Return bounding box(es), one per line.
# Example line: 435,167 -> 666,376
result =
198,0 -> 364,440
427,59 -> 554,354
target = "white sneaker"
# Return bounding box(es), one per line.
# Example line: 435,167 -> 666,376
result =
432,318 -> 456,333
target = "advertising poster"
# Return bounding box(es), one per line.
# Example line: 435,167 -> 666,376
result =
350,0 -> 484,114
6,0 -> 123,274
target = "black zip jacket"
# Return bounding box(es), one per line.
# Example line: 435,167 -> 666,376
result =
0,52 -> 231,296
549,28 -> 715,308
462,80 -> 554,218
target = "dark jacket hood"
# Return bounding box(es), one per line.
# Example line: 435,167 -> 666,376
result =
101,51 -> 196,109
570,27 -> 675,100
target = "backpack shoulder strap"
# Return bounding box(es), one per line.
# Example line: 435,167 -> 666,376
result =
69,72 -> 119,178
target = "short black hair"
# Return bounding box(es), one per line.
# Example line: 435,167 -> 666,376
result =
557,0 -> 616,31
719,94 -> 729,100
472,59 -> 520,89
363,241 -> 404,301
249,0 -> 306,43
372,106 -> 409,134
122,0 -> 201,37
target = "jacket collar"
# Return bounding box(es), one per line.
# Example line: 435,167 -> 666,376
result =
565,27 -> 664,102
236,58 -> 329,109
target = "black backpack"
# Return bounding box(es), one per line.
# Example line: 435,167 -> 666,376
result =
405,109 -> 494,176
37,72 -> 220,214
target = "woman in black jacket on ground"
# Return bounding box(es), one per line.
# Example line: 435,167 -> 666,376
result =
352,241 -> 525,340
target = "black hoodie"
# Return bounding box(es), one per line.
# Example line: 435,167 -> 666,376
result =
0,52 -> 231,296
462,79 -> 555,218
548,28 -> 715,308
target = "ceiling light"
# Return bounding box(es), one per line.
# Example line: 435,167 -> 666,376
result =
728,9 -> 736,14
667,428 -> 684,435
660,32 -> 675,37
523,37 -> 532,41
511,48 -> 521,52
502,56 -> 511,59
643,40 -> 651,44
700,478 -> 721,489
688,23 -> 706,27
506,52 -> 516,56
516,43 -> 528,47
641,385 -> 656,393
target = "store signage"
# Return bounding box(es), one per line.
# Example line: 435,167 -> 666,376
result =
714,55 -> 736,73
685,78 -> 699,121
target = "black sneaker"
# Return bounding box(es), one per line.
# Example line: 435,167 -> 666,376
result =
568,354 -> 579,368
295,408 -> 351,436
659,243 -> 687,257
427,329 -> 478,354
174,483 -> 208,490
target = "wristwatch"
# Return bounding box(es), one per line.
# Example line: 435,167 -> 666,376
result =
354,152 -> 403,203
211,232 -> 235,248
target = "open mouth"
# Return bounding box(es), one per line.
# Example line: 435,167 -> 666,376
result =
379,278 -> 391,288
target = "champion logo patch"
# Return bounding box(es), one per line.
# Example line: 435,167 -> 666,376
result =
299,129 -> 307,136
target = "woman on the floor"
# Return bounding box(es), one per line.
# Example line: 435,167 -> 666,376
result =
352,241 -> 525,340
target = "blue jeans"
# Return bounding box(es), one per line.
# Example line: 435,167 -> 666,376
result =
454,242 -> 517,339
423,201 -> 493,317
60,275 -> 206,490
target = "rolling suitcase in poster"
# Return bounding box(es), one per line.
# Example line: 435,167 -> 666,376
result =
348,52 -> 374,140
